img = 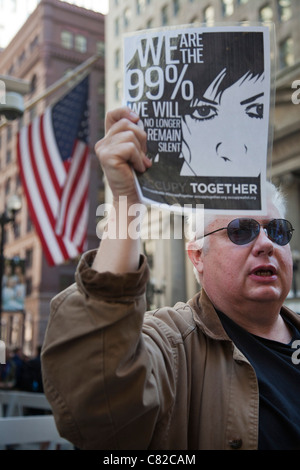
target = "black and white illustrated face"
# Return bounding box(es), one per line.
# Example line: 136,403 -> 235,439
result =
180,69 -> 266,177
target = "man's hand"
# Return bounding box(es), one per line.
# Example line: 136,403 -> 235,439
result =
95,107 -> 151,205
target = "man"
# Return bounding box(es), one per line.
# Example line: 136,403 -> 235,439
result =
41,107 -> 300,450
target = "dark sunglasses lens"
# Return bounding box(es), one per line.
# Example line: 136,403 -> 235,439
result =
268,219 -> 293,246
227,219 -> 259,245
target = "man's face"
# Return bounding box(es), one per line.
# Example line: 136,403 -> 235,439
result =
190,204 -> 293,315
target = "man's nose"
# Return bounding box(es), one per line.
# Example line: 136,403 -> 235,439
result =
253,227 -> 274,255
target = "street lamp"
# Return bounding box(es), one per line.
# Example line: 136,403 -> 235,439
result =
0,194 -> 22,339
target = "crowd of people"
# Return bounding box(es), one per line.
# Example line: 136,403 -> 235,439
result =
0,346 -> 43,393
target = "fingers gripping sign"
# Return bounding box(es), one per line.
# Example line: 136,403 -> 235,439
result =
95,107 -> 152,204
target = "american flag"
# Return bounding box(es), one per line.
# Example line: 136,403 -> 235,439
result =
17,76 -> 90,266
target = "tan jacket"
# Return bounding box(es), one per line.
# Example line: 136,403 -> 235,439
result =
41,250 -> 300,450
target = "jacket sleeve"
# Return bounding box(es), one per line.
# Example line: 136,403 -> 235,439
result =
41,250 -> 176,450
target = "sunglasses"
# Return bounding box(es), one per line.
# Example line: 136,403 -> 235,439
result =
203,218 -> 294,246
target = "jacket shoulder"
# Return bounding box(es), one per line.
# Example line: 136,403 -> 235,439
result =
145,301 -> 197,343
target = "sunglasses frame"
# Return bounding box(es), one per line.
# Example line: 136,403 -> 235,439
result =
203,218 -> 294,246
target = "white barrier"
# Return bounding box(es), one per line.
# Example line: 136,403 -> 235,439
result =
0,390 -> 51,417
0,390 -> 73,450
0,415 -> 72,449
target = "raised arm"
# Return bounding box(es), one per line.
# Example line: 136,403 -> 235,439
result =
41,108 -> 179,450
93,107 -> 151,274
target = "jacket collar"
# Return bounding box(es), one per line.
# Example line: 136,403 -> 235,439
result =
188,288 -> 300,341
188,289 -> 230,341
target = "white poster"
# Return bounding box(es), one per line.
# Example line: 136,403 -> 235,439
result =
124,25 -> 273,214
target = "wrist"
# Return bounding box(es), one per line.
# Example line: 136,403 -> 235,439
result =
103,196 -> 146,241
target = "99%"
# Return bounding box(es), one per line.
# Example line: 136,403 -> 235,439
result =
126,64 -> 194,102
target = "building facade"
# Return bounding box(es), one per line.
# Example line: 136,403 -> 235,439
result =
105,0 -> 300,310
0,0 -> 108,48
0,0 -> 105,353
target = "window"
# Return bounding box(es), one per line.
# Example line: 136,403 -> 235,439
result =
75,35 -> 87,53
161,5 -> 168,25
13,221 -> 20,239
136,0 -> 145,14
124,7 -> 131,28
221,0 -> 234,17
5,177 -> 11,195
30,35 -> 39,52
278,0 -> 292,22
173,0 -> 180,16
25,248 -> 33,269
115,49 -> 120,68
30,74 -> 37,94
115,80 -> 122,101
96,41 -> 105,57
7,125 -> 12,142
26,277 -> 32,296
6,150 -> 11,166
61,30 -> 73,49
204,6 -> 215,23
115,17 -> 120,36
18,51 -> 26,67
98,76 -> 105,95
279,37 -> 294,68
26,212 -> 33,233
98,103 -> 105,120
259,5 -> 273,22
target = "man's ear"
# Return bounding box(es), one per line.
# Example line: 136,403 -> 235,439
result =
187,240 -> 204,275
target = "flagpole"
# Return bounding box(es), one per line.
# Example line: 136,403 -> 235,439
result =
0,53 -> 101,129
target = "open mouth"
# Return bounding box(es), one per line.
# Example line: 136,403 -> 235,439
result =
255,270 -> 274,277
251,266 -> 277,277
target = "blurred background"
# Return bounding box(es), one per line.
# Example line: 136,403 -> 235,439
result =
0,0 -> 299,361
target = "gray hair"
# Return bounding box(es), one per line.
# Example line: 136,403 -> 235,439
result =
186,181 -> 287,243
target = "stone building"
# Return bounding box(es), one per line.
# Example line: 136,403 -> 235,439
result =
105,0 -> 300,310
0,0 -> 105,353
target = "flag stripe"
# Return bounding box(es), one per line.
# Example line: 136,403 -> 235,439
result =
68,155 -> 90,241
43,108 -> 66,188
39,112 -> 65,198
17,131 -> 66,266
71,188 -> 89,244
32,117 -> 59,217
55,141 -> 89,238
60,144 -> 90,240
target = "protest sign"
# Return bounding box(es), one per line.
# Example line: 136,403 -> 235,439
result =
124,25 -> 273,214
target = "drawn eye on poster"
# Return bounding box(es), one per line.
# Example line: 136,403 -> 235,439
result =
123,25 -> 273,214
